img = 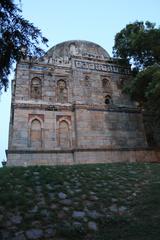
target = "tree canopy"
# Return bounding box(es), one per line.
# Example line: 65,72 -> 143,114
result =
113,21 -> 160,146
113,21 -> 160,70
0,0 -> 48,92
113,20 -> 160,109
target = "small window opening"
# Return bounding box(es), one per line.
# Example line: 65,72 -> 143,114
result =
105,95 -> 111,105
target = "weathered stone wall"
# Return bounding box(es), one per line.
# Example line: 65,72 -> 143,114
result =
75,109 -> 147,149
7,149 -> 160,166
10,108 -> 75,150
7,40 -> 158,166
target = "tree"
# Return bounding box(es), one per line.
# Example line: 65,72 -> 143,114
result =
113,21 -> 160,70
113,21 -> 160,146
0,0 -> 48,92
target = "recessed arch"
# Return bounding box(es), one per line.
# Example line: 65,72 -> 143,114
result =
30,119 -> 42,148
104,95 -> 112,105
102,78 -> 112,93
57,79 -> 68,103
58,120 -> 70,148
30,77 -> 42,99
28,116 -> 44,148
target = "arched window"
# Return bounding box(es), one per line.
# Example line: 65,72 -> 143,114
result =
30,119 -> 42,148
31,78 -> 42,99
102,78 -> 112,93
105,95 -> 112,105
59,120 -> 70,148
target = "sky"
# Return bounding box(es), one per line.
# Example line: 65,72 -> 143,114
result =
0,0 -> 160,163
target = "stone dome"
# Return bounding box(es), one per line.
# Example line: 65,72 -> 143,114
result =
46,40 -> 110,59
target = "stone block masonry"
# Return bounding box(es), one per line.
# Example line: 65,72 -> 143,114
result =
6,40 -> 160,165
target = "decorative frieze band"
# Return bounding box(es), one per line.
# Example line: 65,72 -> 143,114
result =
74,60 -> 131,75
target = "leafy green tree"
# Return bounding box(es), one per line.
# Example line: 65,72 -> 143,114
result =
124,64 -> 160,109
0,0 -> 48,92
113,21 -> 160,146
113,21 -> 160,70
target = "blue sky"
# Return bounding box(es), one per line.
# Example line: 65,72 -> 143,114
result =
0,0 -> 160,163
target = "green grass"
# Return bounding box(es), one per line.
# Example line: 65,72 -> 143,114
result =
0,163 -> 160,239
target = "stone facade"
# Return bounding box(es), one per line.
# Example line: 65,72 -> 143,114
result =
6,40 -> 160,166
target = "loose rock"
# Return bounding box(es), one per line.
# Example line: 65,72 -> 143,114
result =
58,192 -> 67,199
10,215 -> 22,225
25,229 -> 43,239
86,210 -> 101,219
72,211 -> 85,219
60,199 -> 72,206
88,221 -> 98,231
109,204 -> 118,213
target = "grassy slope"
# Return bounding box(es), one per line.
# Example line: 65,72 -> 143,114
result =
0,163 -> 160,240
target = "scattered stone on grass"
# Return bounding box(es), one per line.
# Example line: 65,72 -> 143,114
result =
90,195 -> 98,201
58,210 -> 66,219
89,191 -> 96,195
35,186 -> 42,192
72,221 -> 82,227
86,210 -> 102,219
31,221 -> 41,227
33,172 -> 39,175
10,215 -> 22,225
109,204 -> 118,213
81,194 -> 87,200
44,226 -> 56,238
63,206 -> 70,211
83,200 -> 94,208
40,209 -> 50,218
75,189 -> 82,193
72,211 -> 85,219
119,206 -> 128,215
60,199 -> 72,206
48,192 -> 55,199
13,231 -> 26,240
46,184 -> 53,190
29,205 -> 38,214
58,192 -> 67,199
88,221 -> 98,231
50,203 -> 58,209
25,229 -> 43,239
67,190 -> 74,196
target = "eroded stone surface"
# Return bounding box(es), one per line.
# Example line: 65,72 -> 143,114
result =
6,39 -> 151,167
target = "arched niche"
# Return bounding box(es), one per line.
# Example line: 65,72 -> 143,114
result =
30,118 -> 42,148
57,79 -> 68,103
102,78 -> 112,93
58,120 -> 71,148
104,95 -> 112,105
31,77 -> 42,99
57,116 -> 72,148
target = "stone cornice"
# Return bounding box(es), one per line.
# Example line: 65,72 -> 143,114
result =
6,147 -> 160,155
12,102 -> 141,113
19,55 -> 131,76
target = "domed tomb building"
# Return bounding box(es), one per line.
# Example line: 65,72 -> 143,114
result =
6,40 -> 158,165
